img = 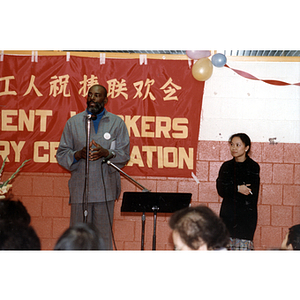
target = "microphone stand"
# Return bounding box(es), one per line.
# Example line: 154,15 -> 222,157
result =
84,115 -> 92,223
106,160 -> 151,250
106,161 -> 150,193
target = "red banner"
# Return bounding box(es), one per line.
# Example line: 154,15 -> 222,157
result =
0,53 -> 204,177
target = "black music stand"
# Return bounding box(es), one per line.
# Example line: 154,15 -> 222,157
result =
121,192 -> 192,250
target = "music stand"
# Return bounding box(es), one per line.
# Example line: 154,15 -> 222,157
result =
121,192 -> 192,250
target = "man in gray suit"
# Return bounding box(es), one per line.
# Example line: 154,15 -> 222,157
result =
56,84 -> 130,250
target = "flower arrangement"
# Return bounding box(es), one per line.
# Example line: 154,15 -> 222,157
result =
0,156 -> 30,199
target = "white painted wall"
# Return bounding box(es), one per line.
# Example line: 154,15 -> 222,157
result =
199,59 -> 300,143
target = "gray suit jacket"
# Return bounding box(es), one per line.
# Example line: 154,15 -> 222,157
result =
56,110 -> 130,204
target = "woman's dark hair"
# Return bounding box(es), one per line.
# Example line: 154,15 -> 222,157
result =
0,222 -> 41,250
0,198 -> 31,226
229,133 -> 251,156
54,223 -> 104,250
169,205 -> 229,250
287,224 -> 300,250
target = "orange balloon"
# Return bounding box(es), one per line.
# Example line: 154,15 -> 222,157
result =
192,58 -> 213,81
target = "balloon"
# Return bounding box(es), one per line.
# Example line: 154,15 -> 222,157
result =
211,53 -> 227,67
186,50 -> 211,60
192,58 -> 213,81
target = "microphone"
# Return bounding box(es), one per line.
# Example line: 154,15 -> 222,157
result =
102,151 -> 116,163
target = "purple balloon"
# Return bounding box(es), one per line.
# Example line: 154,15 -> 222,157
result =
186,50 -> 211,60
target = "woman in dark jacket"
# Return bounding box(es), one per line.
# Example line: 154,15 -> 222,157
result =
216,133 -> 260,250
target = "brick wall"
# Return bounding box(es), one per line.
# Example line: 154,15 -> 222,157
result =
4,140 -> 300,250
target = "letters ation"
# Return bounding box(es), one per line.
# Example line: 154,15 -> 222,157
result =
127,145 -> 194,170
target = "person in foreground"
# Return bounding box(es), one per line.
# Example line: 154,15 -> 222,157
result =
0,198 -> 41,250
0,198 -> 31,226
0,222 -> 41,250
217,133 -> 260,250
169,205 -> 229,250
56,84 -> 130,250
281,224 -> 300,250
54,223 -> 105,250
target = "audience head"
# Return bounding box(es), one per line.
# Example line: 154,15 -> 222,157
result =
169,205 -> 229,250
0,222 -> 41,250
0,198 -> 40,250
0,198 -> 31,226
54,222 -> 105,250
281,224 -> 300,250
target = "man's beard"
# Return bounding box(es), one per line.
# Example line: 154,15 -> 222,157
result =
87,101 -> 104,115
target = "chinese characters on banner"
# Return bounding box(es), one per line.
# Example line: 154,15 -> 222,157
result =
0,54 -> 204,177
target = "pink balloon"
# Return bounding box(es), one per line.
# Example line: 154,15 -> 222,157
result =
186,50 -> 211,60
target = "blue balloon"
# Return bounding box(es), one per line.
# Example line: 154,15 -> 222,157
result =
211,53 -> 227,67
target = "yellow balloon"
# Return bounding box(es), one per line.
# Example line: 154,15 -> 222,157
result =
192,58 -> 213,81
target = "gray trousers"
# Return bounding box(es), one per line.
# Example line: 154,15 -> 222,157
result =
70,201 -> 115,250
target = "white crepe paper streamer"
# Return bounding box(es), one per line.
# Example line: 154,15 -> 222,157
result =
31,51 -> 38,62
100,53 -> 106,65
191,172 -> 200,184
139,54 -> 147,65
